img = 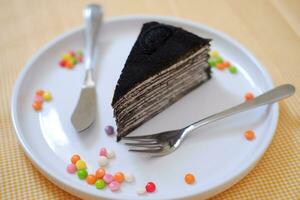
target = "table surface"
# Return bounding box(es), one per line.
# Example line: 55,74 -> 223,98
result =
1,0 -> 299,199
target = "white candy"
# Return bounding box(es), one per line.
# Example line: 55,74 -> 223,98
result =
136,187 -> 146,195
125,173 -> 135,183
106,150 -> 115,159
98,156 -> 108,166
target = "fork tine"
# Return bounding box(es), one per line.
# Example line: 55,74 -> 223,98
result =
123,134 -> 156,140
125,143 -> 162,149
125,142 -> 160,147
122,137 -> 157,142
128,148 -> 162,153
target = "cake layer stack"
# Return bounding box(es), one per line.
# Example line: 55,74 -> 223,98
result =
112,22 -> 211,141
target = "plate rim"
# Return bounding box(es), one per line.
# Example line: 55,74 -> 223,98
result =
11,15 -> 279,200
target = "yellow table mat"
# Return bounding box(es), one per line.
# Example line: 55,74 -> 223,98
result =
1,0 -> 299,199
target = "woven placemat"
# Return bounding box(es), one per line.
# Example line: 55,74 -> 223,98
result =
1,0 -> 300,199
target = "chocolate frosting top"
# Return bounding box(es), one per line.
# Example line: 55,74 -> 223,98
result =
112,21 -> 210,105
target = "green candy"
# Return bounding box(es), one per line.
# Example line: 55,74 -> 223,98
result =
70,57 -> 77,65
77,169 -> 88,180
76,50 -> 83,56
229,66 -> 238,74
95,179 -> 106,189
214,56 -> 223,64
208,58 -> 217,67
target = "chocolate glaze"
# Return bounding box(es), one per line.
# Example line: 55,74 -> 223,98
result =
112,21 -> 211,105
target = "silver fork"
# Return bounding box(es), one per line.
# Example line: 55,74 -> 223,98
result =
123,84 -> 295,156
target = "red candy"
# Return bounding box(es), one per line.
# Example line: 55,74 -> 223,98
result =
59,60 -> 66,67
68,51 -> 76,57
76,55 -> 83,62
145,182 -> 156,193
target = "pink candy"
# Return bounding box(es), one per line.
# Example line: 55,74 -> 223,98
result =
103,173 -> 114,184
34,95 -> 43,103
99,148 -> 107,157
109,181 -> 120,192
66,163 -> 76,174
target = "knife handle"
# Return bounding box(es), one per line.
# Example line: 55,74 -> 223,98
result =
84,4 -> 103,71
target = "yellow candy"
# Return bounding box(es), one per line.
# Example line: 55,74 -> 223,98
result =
43,92 -> 52,101
210,51 -> 219,57
76,160 -> 86,170
62,53 -> 72,61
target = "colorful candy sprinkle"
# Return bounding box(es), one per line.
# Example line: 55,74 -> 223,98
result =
98,156 -> 108,167
145,182 -> 156,193
75,160 -> 87,170
77,169 -> 88,180
214,56 -> 223,64
209,50 -> 238,74
63,53 -> 72,61
95,168 -> 106,179
245,92 -> 254,101
34,95 -> 43,104
43,91 -> 52,101
71,154 -> 81,164
229,66 -> 238,74
216,62 -> 227,70
32,89 -> 52,111
59,60 -> 67,67
208,58 -> 217,67
185,173 -> 196,184
244,130 -> 255,140
114,172 -> 125,183
95,179 -> 106,189
222,61 -> 231,68
36,90 -> 44,96
32,101 -> 42,111
103,174 -> 114,184
66,150 -> 138,193
105,125 -> 114,135
125,173 -> 135,183
109,181 -> 121,192
106,150 -> 115,159
59,50 -> 83,69
68,50 -> 76,57
99,148 -> 107,157
86,174 -> 97,185
66,164 -> 77,174
65,60 -> 74,68
210,50 -> 219,57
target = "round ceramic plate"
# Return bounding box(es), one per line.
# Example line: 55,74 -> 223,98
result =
11,16 -> 278,200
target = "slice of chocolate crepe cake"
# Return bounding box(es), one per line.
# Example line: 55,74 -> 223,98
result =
112,21 -> 211,141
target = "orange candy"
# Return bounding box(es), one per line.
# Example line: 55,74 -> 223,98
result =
245,92 -> 254,101
71,154 -> 81,165
216,63 -> 227,70
114,172 -> 125,183
86,174 -> 97,185
32,101 -> 42,111
244,130 -> 255,141
222,61 -> 231,68
95,168 -> 106,179
185,173 -> 196,184
65,60 -> 74,69
36,90 -> 44,96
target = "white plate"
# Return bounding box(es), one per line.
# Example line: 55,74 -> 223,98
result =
11,16 -> 278,200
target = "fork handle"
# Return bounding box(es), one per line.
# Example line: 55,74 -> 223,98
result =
186,84 -> 295,132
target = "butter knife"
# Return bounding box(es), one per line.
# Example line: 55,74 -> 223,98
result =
71,4 -> 103,132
